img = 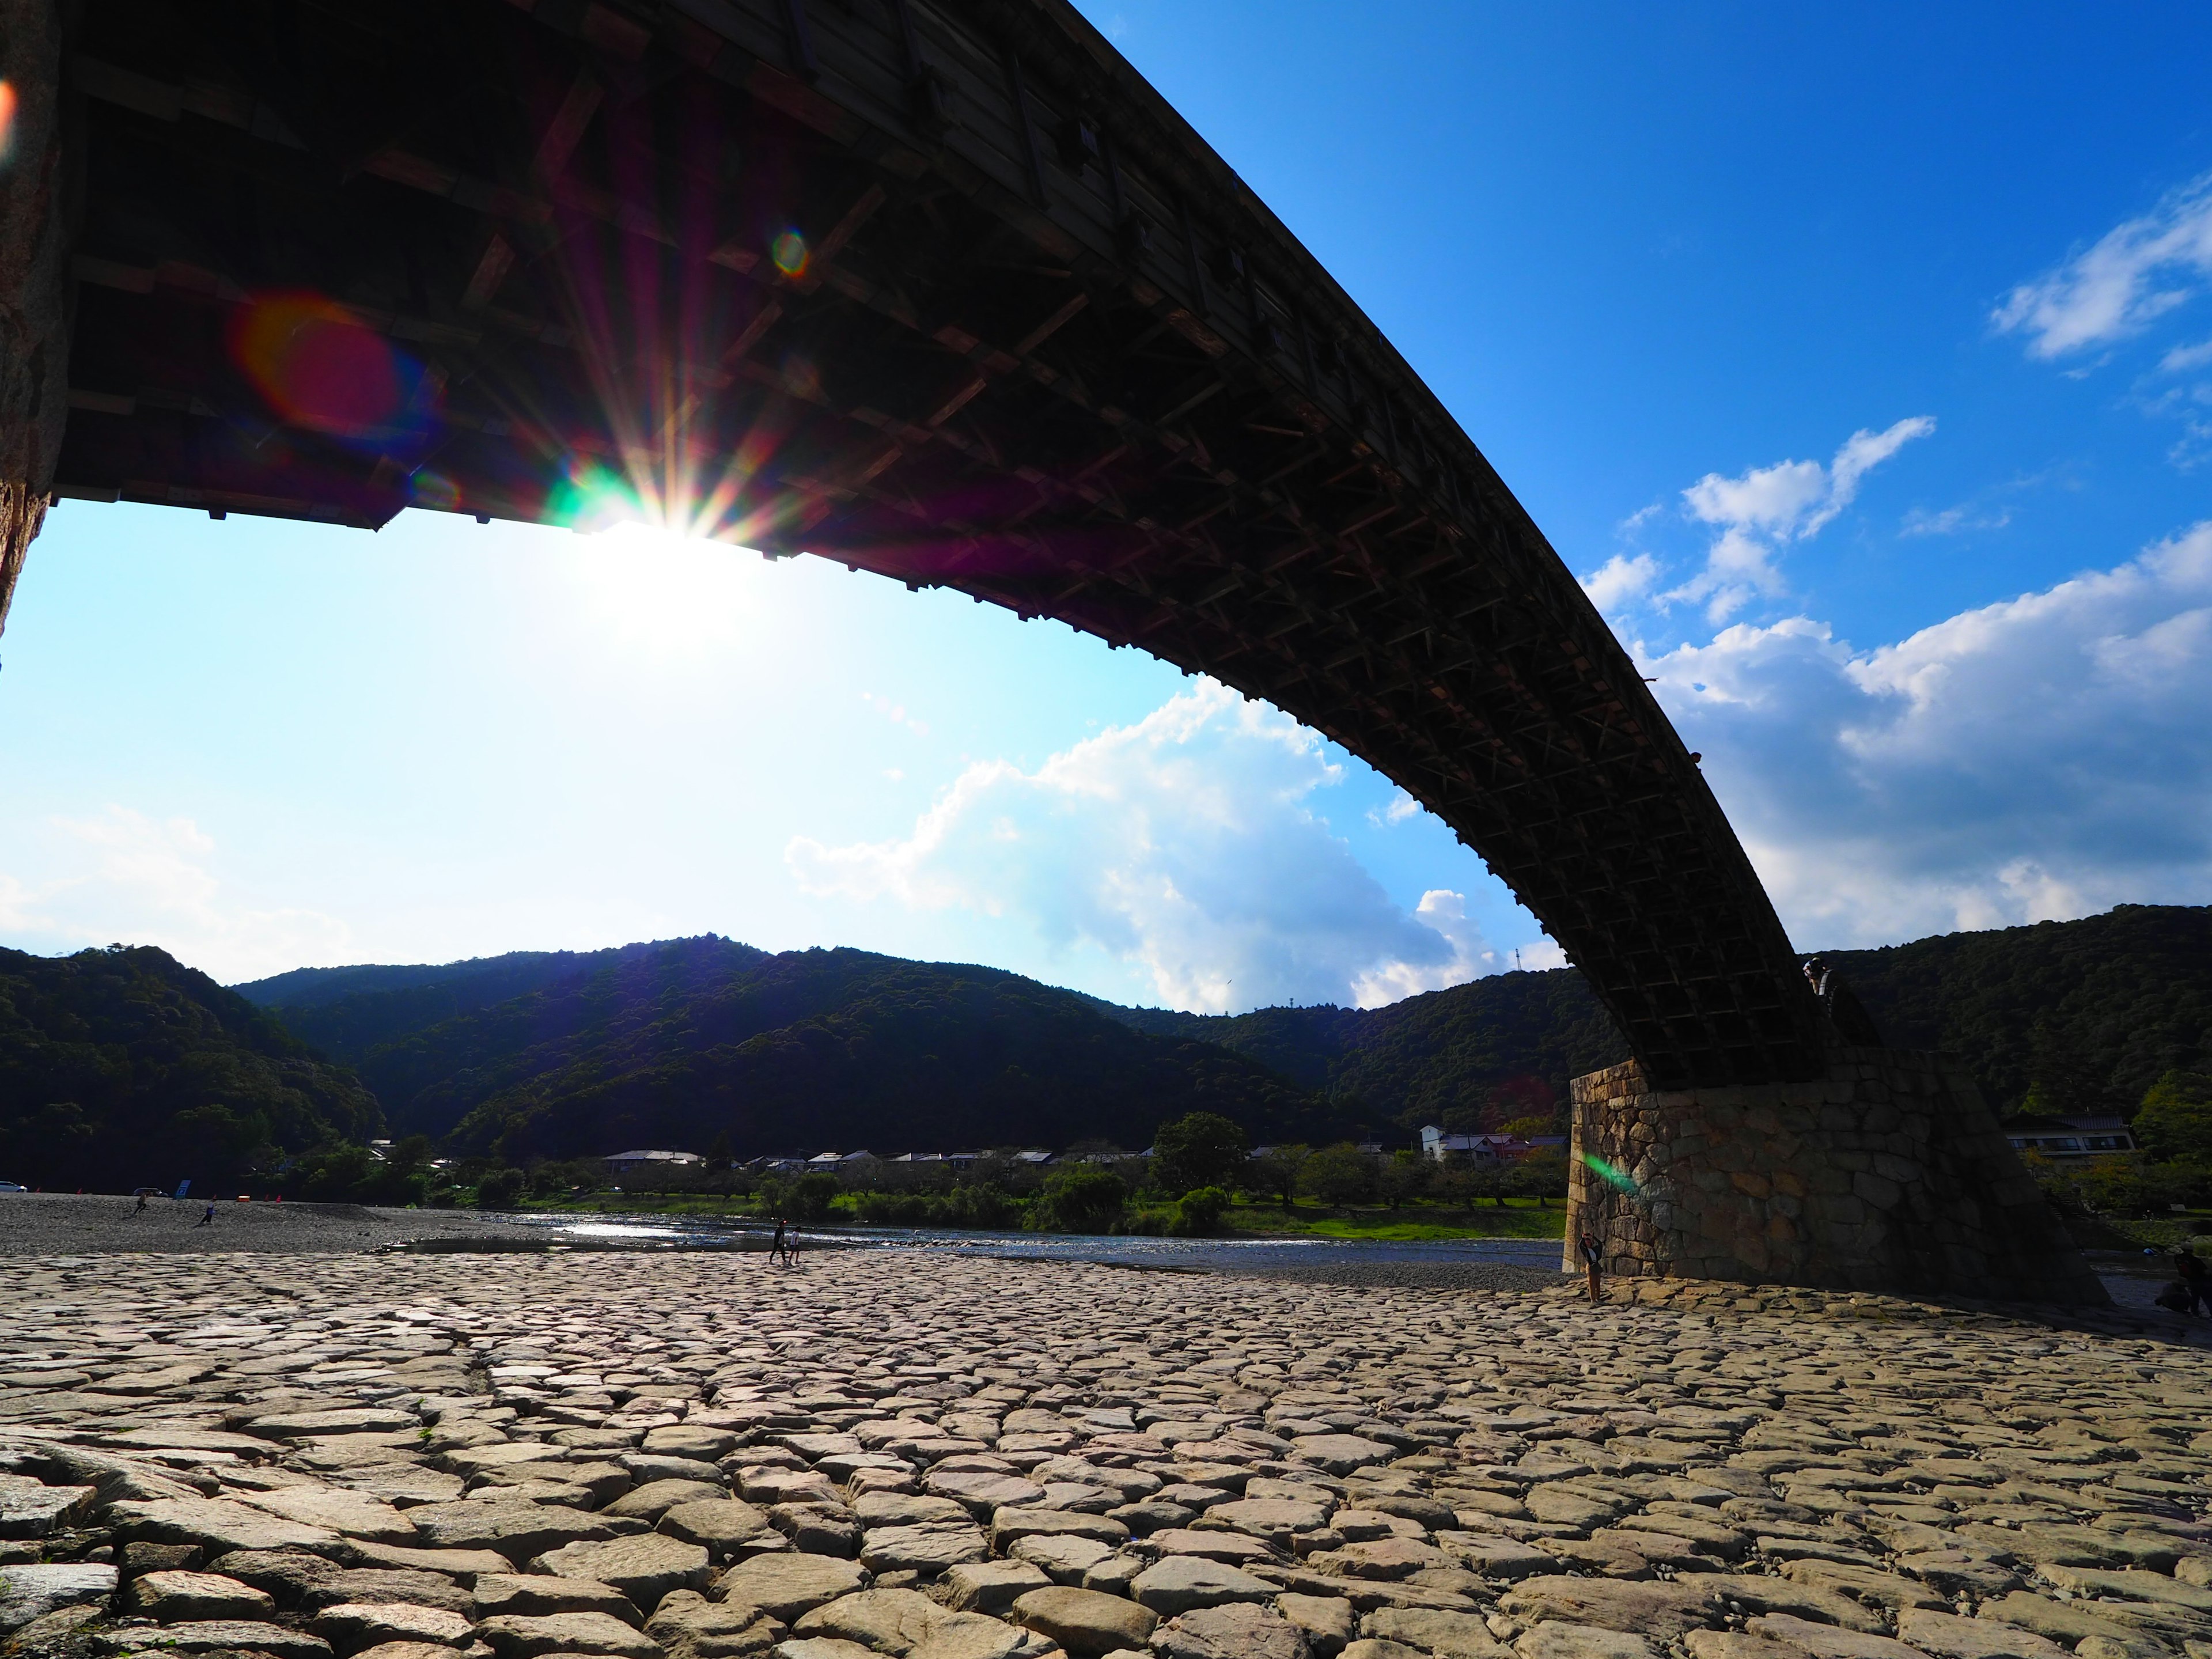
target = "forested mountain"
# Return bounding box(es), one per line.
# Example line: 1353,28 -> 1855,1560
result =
260,937 -> 1362,1163
234,941 -> 736,1062
1099,968 -> 1626,1131
1824,904 -> 2212,1117
5,904 -> 2200,1189
0,945 -> 380,1188
1103,904 -> 2212,1127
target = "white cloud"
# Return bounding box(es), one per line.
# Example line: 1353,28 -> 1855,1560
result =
1643,520 -> 2212,946
788,680 -> 1498,1012
1,807 -> 350,980
1900,503 -> 2012,538
1366,789 -> 1422,829
2159,338 -> 2212,374
1995,173 -> 2212,359
1580,551 -> 1661,617
1666,418 -> 1935,620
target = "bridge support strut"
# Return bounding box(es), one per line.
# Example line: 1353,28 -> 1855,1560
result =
1565,1048 -> 2107,1305
0,0 -> 70,637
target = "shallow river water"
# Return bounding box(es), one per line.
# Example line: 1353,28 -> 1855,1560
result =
488,1209 -> 1567,1272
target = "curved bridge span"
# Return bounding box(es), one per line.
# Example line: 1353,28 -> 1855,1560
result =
6,0 -> 1828,1088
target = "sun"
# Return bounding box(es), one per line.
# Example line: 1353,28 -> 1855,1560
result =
561,521 -> 770,657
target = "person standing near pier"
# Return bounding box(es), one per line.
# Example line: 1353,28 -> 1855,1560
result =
1579,1232 -> 1604,1303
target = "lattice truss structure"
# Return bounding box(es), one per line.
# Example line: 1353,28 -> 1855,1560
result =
52,0 -> 1828,1086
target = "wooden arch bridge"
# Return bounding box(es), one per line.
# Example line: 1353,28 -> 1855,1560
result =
0,0 -> 1833,1092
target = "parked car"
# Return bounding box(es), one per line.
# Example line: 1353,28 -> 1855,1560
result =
0,1182 -> 25,1192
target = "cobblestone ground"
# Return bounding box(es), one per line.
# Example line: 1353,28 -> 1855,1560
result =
2,1252 -> 2210,1659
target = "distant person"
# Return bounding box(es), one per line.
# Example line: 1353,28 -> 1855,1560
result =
770,1216 -> 787,1265
2175,1248 -> 2209,1317
132,1194 -> 149,1217
1578,1231 -> 1604,1303
195,1203 -> 215,1228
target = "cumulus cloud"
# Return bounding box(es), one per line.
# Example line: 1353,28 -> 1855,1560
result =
1666,418 -> 1934,620
1,807 -> 350,980
788,680 -> 1499,1011
1645,521 -> 2212,946
1994,173 -> 2212,359
1580,551 -> 1661,618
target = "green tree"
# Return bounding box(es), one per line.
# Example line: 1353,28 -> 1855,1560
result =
786,1172 -> 840,1221
1027,1168 -> 1128,1234
1305,1142 -> 1374,1207
1376,1149 -> 1429,1209
1152,1112 -> 1248,1195
1247,1143 -> 1309,1210
2135,1071 -> 2212,1163
475,1167 -> 527,1210
1509,1148 -> 1572,1207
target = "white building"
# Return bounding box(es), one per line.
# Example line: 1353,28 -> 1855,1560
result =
603,1149 -> 704,1176
1419,1126 -> 1566,1163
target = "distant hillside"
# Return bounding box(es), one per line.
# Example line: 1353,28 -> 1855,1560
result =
233,942 -> 737,1062
1099,969 -> 1627,1131
1825,903 -> 2212,1117
1100,904 -> 2212,1126
280,937 -> 1365,1162
0,945 -> 381,1188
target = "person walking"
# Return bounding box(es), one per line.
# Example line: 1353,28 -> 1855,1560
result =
1578,1231 -> 1604,1303
131,1194 -> 149,1217
195,1203 -> 215,1228
770,1215 -> 787,1266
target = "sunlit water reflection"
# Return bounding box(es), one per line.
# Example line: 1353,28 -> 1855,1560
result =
487,1210 -> 1564,1271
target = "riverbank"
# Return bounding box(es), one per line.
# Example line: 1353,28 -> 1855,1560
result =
0,1191 -> 517,1253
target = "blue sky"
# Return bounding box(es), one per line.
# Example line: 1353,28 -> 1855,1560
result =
4,2 -> 2211,1006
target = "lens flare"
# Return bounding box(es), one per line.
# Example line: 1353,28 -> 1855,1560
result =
1581,1152 -> 1640,1196
228,292 -> 436,449
408,468 -> 460,513
547,453 -> 642,532
0,81 -> 18,168
770,229 -> 808,278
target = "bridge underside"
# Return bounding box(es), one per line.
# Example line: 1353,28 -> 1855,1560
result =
4,0 -> 1832,1088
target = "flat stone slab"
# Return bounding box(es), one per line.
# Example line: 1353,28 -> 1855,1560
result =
793,1588 -> 1024,1659
532,1533 -> 712,1604
95,1619 -> 335,1659
1290,1436 -> 1397,1476
312,1601 -> 474,1651
857,1522 -> 987,1573
126,1570 -> 275,1621
711,1555 -> 868,1622
0,1475 -> 95,1538
1498,1577 -> 1725,1639
474,1574 -> 641,1625
1012,1585 -> 1157,1656
246,1411 -> 420,1441
406,1498 -> 625,1563
1130,1556 -> 1274,1615
657,1499 -> 773,1553
0,1563 -> 118,1636
111,1497 -> 342,1556
478,1611 -> 662,1659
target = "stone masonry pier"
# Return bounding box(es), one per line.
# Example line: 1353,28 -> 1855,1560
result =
1565,1048 -> 2108,1305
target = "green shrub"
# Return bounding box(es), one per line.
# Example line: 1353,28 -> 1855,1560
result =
1169,1185 -> 1229,1236
1027,1167 -> 1128,1234
475,1168 -> 527,1210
